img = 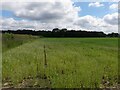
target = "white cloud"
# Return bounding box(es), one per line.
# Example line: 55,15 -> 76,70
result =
2,1 -> 80,23
1,0 -> 120,2
103,13 -> 118,25
1,18 -> 35,30
0,17 -> 79,31
74,15 -> 118,33
74,15 -> 102,29
88,2 -> 104,7
1,0 -> 81,30
1,15 -> 118,34
109,4 -> 118,10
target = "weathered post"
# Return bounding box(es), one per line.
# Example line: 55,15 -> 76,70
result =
43,45 -> 47,80
44,45 -> 47,66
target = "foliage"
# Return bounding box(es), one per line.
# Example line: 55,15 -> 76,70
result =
3,29 -> 119,37
4,33 -> 14,40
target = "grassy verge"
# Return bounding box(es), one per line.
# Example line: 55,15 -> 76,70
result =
2,33 -> 38,52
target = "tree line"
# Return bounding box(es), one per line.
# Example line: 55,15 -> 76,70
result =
1,28 -> 119,37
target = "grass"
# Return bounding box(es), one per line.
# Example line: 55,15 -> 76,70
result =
2,33 -> 38,52
2,35 -> 118,88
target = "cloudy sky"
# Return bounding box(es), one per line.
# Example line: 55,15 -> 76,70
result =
0,0 -> 118,33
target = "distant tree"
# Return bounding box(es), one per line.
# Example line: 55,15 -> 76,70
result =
107,32 -> 119,37
60,28 -> 67,32
52,28 -> 60,32
2,29 -> 111,37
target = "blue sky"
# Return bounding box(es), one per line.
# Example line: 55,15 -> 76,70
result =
1,10 -> 13,18
73,2 -> 117,17
1,10 -> 25,20
0,1 -> 118,33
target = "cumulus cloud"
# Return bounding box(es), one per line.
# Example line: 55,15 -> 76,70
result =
1,15 -> 118,34
2,1 -> 80,23
103,13 -> 118,25
0,17 -> 79,31
74,15 -> 118,33
1,18 -> 35,30
74,15 -> 102,29
1,0 -> 81,30
109,4 -> 118,10
88,2 -> 104,7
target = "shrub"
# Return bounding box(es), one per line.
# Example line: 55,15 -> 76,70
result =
4,33 -> 14,40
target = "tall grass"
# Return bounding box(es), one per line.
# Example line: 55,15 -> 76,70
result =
2,33 -> 38,52
2,37 -> 118,88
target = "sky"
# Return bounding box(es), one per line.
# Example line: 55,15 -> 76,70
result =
0,0 -> 119,34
